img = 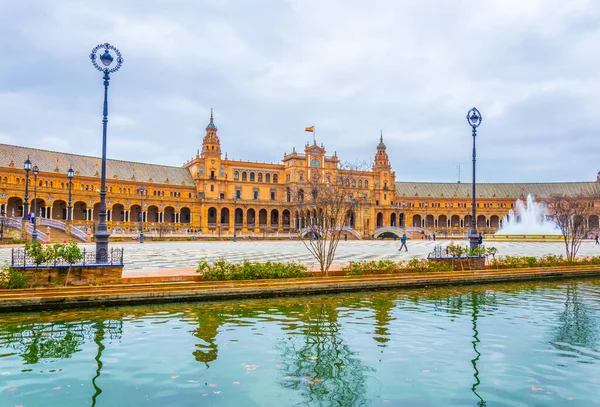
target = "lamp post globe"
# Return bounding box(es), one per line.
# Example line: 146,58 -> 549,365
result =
466,107 -> 482,251
23,157 -> 32,221
90,43 -> 123,263
32,165 -> 39,242
67,166 -> 74,222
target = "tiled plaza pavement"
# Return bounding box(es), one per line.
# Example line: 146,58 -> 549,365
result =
2,240 -> 600,277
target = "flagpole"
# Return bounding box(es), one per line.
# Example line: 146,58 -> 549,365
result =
313,125 -> 316,145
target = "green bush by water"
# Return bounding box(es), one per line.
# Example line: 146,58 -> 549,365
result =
198,258 -> 308,280
0,265 -> 28,289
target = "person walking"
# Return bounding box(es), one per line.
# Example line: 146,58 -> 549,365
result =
398,233 -> 408,252
595,234 -> 599,245
432,232 -> 436,241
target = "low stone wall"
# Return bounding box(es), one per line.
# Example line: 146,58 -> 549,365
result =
11,265 -> 123,287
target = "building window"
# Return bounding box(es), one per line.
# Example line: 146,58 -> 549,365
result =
253,189 -> 259,200
210,185 -> 214,192
236,189 -> 241,199
250,172 -> 255,182
199,166 -> 204,175
258,173 -> 263,182
273,174 -> 278,183
242,172 -> 247,181
234,171 -> 239,180
270,190 -> 276,200
220,193 -> 224,199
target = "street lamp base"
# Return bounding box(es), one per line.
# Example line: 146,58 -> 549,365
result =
469,234 -> 479,251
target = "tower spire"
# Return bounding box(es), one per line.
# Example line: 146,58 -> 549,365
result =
210,108 -> 214,123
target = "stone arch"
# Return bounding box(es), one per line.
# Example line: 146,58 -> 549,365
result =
234,208 -> 243,225
52,199 -> 67,220
476,215 -> 486,228
180,207 -> 191,223
451,214 -> 460,228
6,197 -> 23,218
399,213 -> 406,227
465,215 -> 472,228
259,209 -> 268,226
130,204 -> 142,223
589,214 -> 599,229
147,205 -> 159,223
425,214 -> 434,229
346,210 -> 356,228
93,202 -> 100,222
112,203 -> 125,222
73,201 -> 87,221
376,212 -> 383,228
438,214 -> 448,228
164,206 -> 175,223
490,215 -> 500,228
220,207 -> 230,225
412,214 -> 422,227
270,209 -> 279,227
282,210 -> 291,229
390,213 -> 397,227
208,207 -> 217,225
247,208 -> 256,226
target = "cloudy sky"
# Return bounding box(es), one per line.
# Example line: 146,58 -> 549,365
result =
1,0 -> 599,183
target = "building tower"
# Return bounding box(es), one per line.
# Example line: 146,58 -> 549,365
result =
201,109 -> 221,159
373,131 -> 390,171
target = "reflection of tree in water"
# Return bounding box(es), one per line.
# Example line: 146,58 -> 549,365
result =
190,306 -> 229,367
277,300 -> 372,406
366,297 -> 395,347
0,316 -> 122,407
551,284 -> 598,354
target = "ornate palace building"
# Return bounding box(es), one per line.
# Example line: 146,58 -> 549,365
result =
1,112 -> 599,240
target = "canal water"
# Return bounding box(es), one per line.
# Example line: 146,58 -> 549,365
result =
1,279 -> 599,406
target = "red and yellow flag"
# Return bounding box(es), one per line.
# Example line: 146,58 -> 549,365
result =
304,126 -> 314,132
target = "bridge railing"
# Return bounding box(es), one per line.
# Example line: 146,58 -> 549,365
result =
69,226 -> 89,242
38,218 -> 67,231
26,224 -> 47,242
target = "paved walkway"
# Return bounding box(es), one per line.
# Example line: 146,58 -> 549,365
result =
3,240 -> 600,277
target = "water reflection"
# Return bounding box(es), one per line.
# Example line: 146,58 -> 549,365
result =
277,302 -> 372,406
0,280 -> 599,406
551,284 -> 599,355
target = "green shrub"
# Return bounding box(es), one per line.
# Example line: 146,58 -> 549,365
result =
341,260 -> 399,275
198,258 -> 308,281
0,265 -> 28,289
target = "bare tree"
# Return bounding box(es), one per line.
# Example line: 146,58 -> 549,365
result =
546,194 -> 596,261
291,163 -> 368,275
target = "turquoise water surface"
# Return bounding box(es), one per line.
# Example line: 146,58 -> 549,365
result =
1,279 -> 599,406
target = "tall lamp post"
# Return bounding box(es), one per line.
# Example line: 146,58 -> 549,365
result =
233,195 -> 238,242
90,43 -> 123,263
138,187 -> 147,243
67,166 -> 74,222
467,107 -> 482,250
32,165 -> 39,242
23,157 -> 32,220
